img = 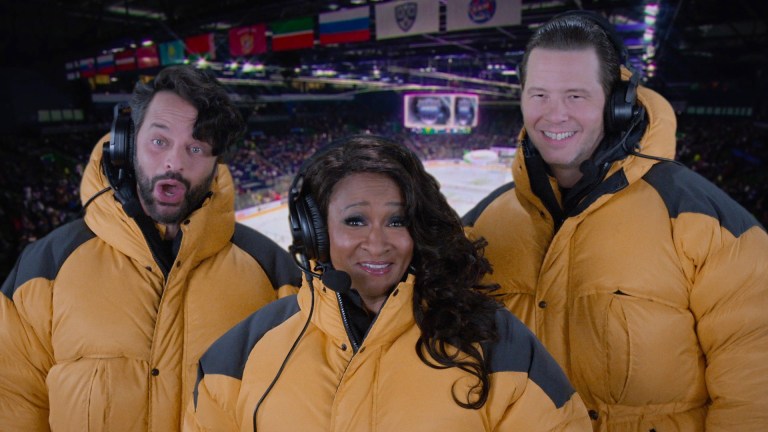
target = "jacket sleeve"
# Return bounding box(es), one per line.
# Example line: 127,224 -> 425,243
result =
493,384 -> 592,431
183,371 -> 243,431
488,309 -> 592,431
0,265 -> 55,430
685,221 -> 768,430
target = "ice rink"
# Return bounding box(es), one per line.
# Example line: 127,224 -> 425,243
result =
237,159 -> 513,251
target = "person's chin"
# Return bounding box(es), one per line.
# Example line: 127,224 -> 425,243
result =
150,205 -> 184,224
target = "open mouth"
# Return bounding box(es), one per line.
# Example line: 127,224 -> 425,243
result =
153,180 -> 187,204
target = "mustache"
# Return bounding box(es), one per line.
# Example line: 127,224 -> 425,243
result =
150,171 -> 191,190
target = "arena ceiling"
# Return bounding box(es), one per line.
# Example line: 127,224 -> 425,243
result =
1,0 -> 766,99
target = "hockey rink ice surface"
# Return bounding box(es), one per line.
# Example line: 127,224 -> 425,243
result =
238,160 -> 513,251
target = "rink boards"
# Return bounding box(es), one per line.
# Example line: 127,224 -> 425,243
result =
237,159 -> 513,251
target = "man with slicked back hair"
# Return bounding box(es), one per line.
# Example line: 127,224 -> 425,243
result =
464,11 -> 768,431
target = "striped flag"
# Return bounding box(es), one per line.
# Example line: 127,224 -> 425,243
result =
375,0 -> 439,40
115,49 -> 136,71
79,57 -> 95,78
136,45 -> 160,69
445,0 -> 521,32
271,17 -> 314,51
229,24 -> 267,56
96,54 -> 115,74
159,40 -> 186,65
319,6 -> 370,45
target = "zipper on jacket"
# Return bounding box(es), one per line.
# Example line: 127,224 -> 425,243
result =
336,292 -> 360,353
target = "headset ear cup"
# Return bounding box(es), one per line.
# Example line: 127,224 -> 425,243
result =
606,81 -> 635,132
294,194 -> 329,263
109,104 -> 135,168
302,195 -> 329,263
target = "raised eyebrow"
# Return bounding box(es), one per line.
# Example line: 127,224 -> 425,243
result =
343,201 -> 368,211
343,201 -> 405,211
146,122 -> 171,131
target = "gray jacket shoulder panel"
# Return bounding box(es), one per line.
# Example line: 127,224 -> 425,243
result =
231,223 -> 302,288
1,219 -> 95,300
643,162 -> 763,236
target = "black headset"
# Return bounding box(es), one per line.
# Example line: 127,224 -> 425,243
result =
287,143 -> 336,270
101,103 -> 136,205
92,102 -> 140,215
287,135 -> 416,273
550,10 -> 641,133
106,102 -> 135,169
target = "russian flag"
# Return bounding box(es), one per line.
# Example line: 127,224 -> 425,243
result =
96,54 -> 115,75
319,6 -> 370,45
79,57 -> 95,78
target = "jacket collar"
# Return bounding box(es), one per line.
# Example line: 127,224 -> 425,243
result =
297,274 -> 417,348
514,79 -> 677,221
80,134 -> 236,268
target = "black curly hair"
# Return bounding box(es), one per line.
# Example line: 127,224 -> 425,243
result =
302,134 -> 500,409
129,65 -> 245,158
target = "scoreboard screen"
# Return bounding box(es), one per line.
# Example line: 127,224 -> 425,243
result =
404,93 -> 479,133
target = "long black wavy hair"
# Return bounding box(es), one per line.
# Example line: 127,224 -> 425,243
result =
302,135 -> 500,409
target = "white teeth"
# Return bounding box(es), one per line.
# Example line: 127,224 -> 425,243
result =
544,131 -> 575,140
361,263 -> 388,270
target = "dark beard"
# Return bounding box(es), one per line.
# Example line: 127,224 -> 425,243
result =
135,166 -> 215,225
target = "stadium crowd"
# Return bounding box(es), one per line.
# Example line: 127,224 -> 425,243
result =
1,111 -> 765,281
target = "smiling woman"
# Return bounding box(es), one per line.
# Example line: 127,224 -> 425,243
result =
324,172 -> 413,313
185,135 -> 592,431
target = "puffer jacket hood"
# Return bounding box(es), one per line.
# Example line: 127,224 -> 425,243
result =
463,75 -> 768,431
1,137 -> 301,431
81,134 -> 236,267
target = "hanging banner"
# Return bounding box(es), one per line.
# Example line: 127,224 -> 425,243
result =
445,0 -> 521,32
319,6 -> 370,45
185,33 -> 216,60
159,40 -> 185,65
271,17 -> 314,51
136,45 -> 160,69
115,49 -> 136,71
376,0 -> 439,40
229,24 -> 267,56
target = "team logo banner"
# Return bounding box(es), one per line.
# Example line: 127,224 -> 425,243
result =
445,0 -> 521,32
397,3 -> 417,31
229,24 -> 267,57
376,0 -> 439,40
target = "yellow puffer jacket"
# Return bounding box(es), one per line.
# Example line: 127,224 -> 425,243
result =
185,275 -> 592,431
0,137 -> 301,431
463,85 -> 768,431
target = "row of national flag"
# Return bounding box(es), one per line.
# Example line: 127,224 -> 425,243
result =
67,0 -> 520,80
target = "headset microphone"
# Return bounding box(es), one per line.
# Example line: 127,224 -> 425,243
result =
320,268 -> 351,295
